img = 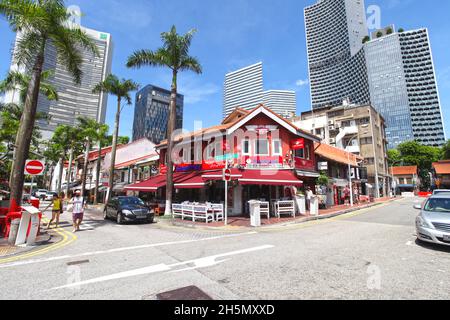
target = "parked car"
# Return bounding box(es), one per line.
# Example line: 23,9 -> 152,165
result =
45,192 -> 58,201
22,194 -> 38,202
414,195 -> 450,246
34,189 -> 49,200
433,189 -> 450,195
104,196 -> 154,224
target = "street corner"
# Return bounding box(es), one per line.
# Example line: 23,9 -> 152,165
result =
0,222 -> 76,265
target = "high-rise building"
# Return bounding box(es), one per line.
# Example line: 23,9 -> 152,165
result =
6,26 -> 113,139
365,28 -> 446,148
304,0 -> 446,148
223,62 -> 297,118
304,0 -> 370,110
132,85 -> 184,145
262,90 -> 296,119
223,62 -> 264,118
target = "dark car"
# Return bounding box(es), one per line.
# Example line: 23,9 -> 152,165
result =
104,196 -> 154,224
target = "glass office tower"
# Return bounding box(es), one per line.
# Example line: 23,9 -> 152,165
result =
132,85 -> 184,145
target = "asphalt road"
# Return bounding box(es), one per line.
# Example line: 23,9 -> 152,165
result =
0,197 -> 449,300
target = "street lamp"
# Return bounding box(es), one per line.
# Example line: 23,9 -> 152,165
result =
346,125 -> 369,207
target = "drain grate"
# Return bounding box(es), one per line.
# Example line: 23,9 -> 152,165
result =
66,259 -> 90,266
156,286 -> 213,300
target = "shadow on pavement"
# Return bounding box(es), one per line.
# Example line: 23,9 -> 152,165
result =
415,239 -> 450,253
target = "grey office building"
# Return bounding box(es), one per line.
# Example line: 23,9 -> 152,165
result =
366,28 -> 446,148
132,85 -> 184,144
7,26 -> 113,139
304,0 -> 371,110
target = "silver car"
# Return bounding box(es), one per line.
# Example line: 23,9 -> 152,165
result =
415,195 -> 450,246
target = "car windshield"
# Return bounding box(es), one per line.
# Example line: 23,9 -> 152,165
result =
424,198 -> 450,213
119,197 -> 145,206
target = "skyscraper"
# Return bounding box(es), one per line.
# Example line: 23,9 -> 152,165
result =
6,26 -> 113,139
304,0 -> 446,148
132,85 -> 184,145
223,62 -> 297,118
262,90 -> 297,119
366,28 -> 446,148
223,62 -> 264,118
304,0 -> 370,110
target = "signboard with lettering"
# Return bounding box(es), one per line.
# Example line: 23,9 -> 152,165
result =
291,139 -> 305,150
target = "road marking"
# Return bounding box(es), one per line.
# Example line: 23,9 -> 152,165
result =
0,231 -> 258,269
0,223 -> 77,264
51,245 -> 274,290
406,241 -> 414,246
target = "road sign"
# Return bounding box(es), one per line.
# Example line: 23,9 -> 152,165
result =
223,169 -> 232,182
24,160 -> 45,176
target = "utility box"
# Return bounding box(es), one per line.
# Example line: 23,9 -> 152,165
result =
310,196 -> 319,216
295,195 -> 306,215
15,206 -> 41,246
248,200 -> 261,227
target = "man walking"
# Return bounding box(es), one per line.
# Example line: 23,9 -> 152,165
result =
69,190 -> 86,233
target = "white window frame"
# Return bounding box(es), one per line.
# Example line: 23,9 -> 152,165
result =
242,139 -> 251,156
272,139 -> 282,156
254,139 -> 269,156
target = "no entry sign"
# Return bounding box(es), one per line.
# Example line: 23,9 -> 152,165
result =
24,160 -> 45,176
223,169 -> 232,182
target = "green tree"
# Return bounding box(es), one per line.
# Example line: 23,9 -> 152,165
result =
92,124 -> 109,204
92,75 -> 139,204
376,31 -> 383,38
386,27 -> 393,35
126,25 -> 202,214
0,0 -> 98,209
362,35 -> 370,44
106,135 -> 130,146
387,149 -> 402,167
442,140 -> 450,160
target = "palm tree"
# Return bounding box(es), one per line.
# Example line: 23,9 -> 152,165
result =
77,117 -> 108,202
92,75 -> 139,204
0,70 -> 58,104
93,125 -> 109,205
126,25 -> 202,215
0,0 -> 98,211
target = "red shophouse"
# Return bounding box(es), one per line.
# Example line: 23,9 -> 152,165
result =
125,105 -> 321,216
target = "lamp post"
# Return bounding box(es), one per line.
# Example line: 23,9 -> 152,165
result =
346,125 -> 369,207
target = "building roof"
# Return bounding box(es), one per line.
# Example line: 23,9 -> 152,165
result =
433,161 -> 450,175
77,145 -> 125,162
314,142 -> 363,167
390,166 -> 418,176
156,104 -> 320,149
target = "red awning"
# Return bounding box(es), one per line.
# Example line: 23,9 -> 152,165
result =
201,169 -> 243,181
124,175 -> 167,192
238,170 -> 303,186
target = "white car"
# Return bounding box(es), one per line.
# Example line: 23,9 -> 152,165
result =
415,195 -> 450,246
34,189 -> 49,200
45,192 -> 58,201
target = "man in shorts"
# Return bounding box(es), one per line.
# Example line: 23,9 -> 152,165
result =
70,190 -> 86,232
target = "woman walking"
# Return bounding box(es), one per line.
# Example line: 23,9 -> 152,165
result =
69,190 -> 86,233
43,193 -> 64,229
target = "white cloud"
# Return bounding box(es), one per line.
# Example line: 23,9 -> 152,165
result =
296,79 -> 309,87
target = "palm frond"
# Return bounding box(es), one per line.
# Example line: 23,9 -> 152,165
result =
126,49 -> 170,69
13,30 -> 43,66
179,56 -> 202,74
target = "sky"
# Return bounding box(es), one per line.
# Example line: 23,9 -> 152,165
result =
0,0 -> 449,140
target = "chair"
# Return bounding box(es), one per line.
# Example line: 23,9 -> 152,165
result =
182,205 -> 195,221
275,201 -> 295,218
172,204 -> 183,219
210,204 -> 224,222
259,202 -> 270,220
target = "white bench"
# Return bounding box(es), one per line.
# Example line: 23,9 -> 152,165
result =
172,204 -> 184,219
193,205 -> 214,224
275,201 -> 295,218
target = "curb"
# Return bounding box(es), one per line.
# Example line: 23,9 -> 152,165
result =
162,198 -> 402,232
0,231 -> 54,259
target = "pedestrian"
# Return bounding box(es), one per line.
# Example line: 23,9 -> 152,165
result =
42,192 -> 64,229
306,187 -> 314,211
343,186 -> 350,206
69,190 -> 86,233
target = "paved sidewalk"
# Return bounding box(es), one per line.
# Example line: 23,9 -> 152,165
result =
164,197 -> 402,230
0,231 -> 53,258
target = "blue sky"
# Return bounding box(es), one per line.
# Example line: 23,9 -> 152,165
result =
1,0 -> 449,140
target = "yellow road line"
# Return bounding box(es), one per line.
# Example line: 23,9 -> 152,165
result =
0,220 -> 77,264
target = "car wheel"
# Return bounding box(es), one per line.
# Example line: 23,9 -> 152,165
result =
103,209 -> 108,220
116,212 -> 123,225
148,218 -> 154,224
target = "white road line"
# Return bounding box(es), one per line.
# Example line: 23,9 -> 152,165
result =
406,241 -> 414,246
51,245 -> 274,290
0,231 -> 258,269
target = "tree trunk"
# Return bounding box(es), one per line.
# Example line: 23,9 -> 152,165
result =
9,48 -> 45,212
106,98 -> 121,205
57,157 -> 65,195
48,164 -> 54,191
94,140 -> 102,205
81,139 -> 91,201
165,70 -> 178,216
65,148 -> 74,198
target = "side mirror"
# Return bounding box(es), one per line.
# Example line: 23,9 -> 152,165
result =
413,205 -> 422,210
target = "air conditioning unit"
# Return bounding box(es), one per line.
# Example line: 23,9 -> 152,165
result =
329,125 -> 335,131
328,120 -> 335,126
329,138 -> 336,144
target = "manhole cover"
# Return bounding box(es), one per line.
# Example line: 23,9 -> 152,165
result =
156,286 -> 213,300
